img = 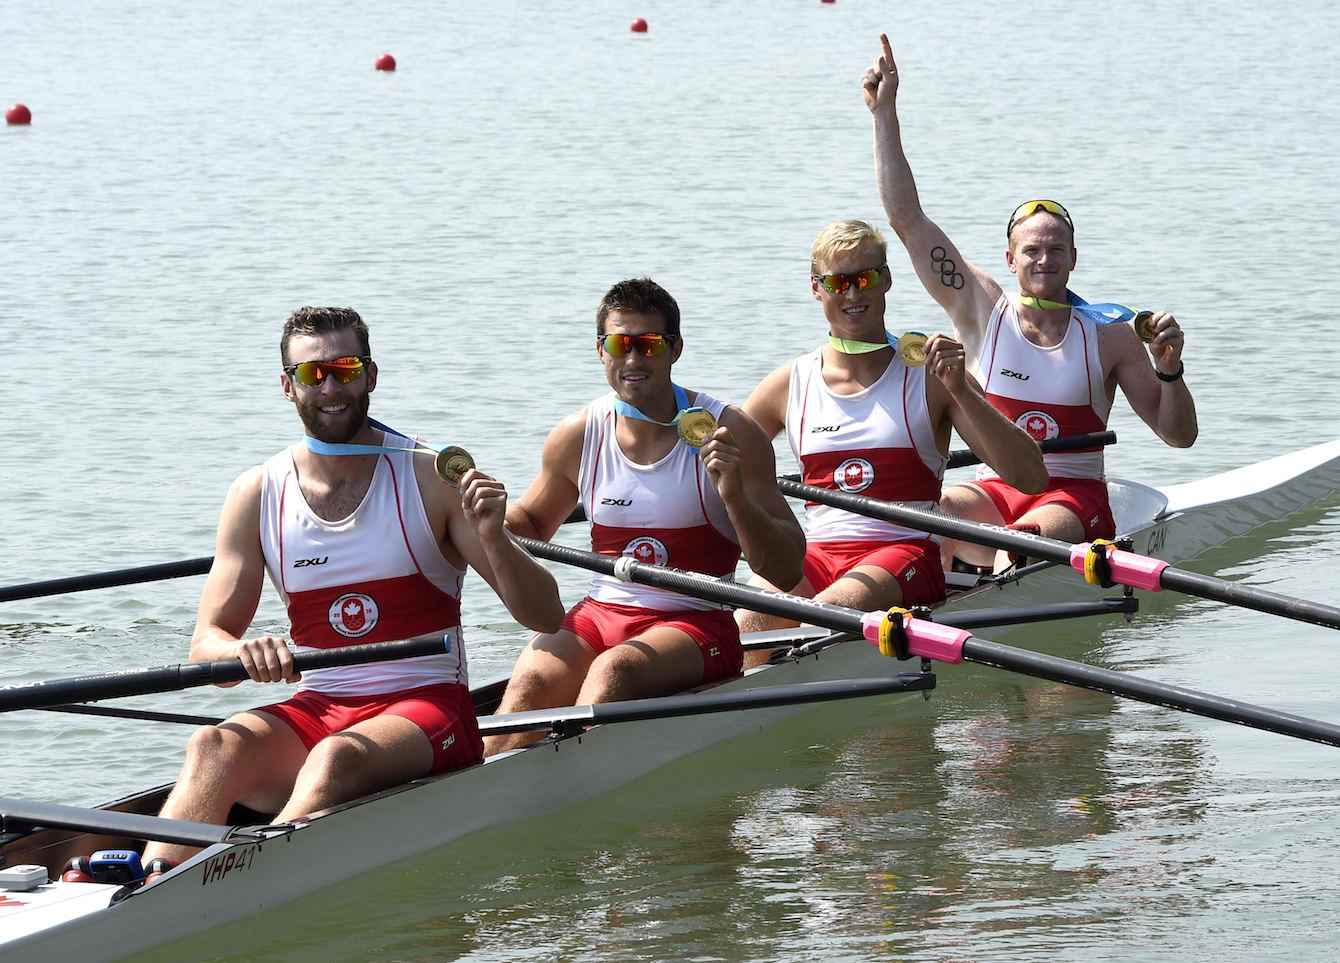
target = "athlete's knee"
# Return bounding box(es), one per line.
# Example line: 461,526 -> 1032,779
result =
582,647 -> 647,701
297,735 -> 365,789
183,724 -> 248,770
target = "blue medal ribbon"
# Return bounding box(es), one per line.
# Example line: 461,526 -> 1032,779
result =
1020,291 -> 1141,327
611,384 -> 708,430
303,418 -> 437,457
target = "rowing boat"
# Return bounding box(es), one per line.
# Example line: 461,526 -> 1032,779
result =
2,438 -> 1339,960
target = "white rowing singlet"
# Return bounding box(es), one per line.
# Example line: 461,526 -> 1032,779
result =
259,434 -> 468,696
785,348 -> 945,542
971,295 -> 1111,480
579,391 -> 740,611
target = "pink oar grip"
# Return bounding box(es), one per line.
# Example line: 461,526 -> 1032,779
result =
860,612 -> 969,664
1067,543 -> 1169,591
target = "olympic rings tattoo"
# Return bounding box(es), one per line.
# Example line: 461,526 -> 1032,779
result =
930,246 -> 964,290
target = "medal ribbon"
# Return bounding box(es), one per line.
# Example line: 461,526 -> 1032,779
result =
1019,291 -> 1139,326
611,384 -> 707,430
303,418 -> 439,457
827,331 -> 898,354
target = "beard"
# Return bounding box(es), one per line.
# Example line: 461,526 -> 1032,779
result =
296,390 -> 371,444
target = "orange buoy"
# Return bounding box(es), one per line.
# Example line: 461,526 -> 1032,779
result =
629,18 -> 648,33
5,103 -> 32,125
374,52 -> 397,72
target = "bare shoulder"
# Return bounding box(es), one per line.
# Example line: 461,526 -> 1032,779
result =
1097,319 -> 1146,373
224,465 -> 265,514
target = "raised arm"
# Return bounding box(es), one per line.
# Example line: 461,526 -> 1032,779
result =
1106,313 -> 1198,448
702,407 -> 806,591
190,467 -> 300,684
866,33 -> 1001,356
923,336 -> 1047,493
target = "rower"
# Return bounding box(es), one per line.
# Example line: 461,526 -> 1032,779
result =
483,278 -> 805,755
865,33 -> 1198,571
733,220 -> 1045,649
137,307 -> 563,870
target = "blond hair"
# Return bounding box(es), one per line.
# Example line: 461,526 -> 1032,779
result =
810,220 -> 887,273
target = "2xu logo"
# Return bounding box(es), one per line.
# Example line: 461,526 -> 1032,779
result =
1000,368 -> 1030,381
600,498 -> 632,506
809,425 -> 840,433
293,557 -> 328,568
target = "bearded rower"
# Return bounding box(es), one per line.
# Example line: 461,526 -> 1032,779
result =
734,219 -> 1045,647
483,278 -> 804,755
865,34 -> 1198,570
136,307 -> 563,874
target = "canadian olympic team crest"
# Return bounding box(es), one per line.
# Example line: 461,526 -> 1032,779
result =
834,457 -> 875,493
1015,410 -> 1060,442
623,536 -> 669,567
329,592 -> 379,638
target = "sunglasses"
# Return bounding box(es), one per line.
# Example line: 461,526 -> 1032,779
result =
812,264 -> 887,295
283,355 -> 370,386
597,333 -> 676,358
1006,199 -> 1074,238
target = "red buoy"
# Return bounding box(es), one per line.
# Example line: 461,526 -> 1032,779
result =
374,53 -> 397,72
5,103 -> 32,125
821,0 -> 836,4
629,18 -> 648,33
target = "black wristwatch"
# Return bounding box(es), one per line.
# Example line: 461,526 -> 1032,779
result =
1156,362 -> 1184,383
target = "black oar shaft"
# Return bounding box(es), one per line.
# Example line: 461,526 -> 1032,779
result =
515,537 -> 864,635
0,637 -> 450,713
944,430 -> 1116,470
481,676 -> 934,736
780,479 -> 1340,632
778,478 -> 1070,563
964,638 -> 1340,747
517,537 -> 1340,748
0,557 -> 213,603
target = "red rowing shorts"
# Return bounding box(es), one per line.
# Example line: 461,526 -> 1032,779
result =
562,597 -> 743,685
973,477 -> 1116,542
256,682 -> 483,775
802,537 -> 946,605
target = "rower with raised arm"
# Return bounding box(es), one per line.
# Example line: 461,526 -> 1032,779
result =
131,307 -> 563,876
483,278 -> 805,755
734,220 -> 1045,647
865,33 -> 1198,571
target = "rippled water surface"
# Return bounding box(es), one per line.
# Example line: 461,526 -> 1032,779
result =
5,0 -> 1340,959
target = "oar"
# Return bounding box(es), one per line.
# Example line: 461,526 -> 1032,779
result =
0,637 -> 454,713
481,675 -> 933,737
513,536 -> 1340,748
0,557 -> 213,604
778,479 -> 1340,633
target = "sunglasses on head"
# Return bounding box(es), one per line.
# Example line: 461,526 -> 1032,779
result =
812,264 -> 887,295
1006,199 -> 1074,238
283,355 -> 370,386
596,333 -> 676,357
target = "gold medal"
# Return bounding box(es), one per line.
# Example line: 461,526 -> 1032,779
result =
896,331 -> 928,367
434,446 -> 475,487
676,409 -> 717,448
1132,311 -> 1156,344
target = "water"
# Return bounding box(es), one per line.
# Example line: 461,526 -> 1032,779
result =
5,0 -> 1340,958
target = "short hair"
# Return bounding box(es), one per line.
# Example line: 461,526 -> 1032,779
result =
810,219 -> 887,274
280,306 -> 371,365
595,278 -> 681,338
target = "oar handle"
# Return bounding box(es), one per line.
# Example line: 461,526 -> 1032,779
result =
945,429 -> 1116,470
0,636 -> 451,713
